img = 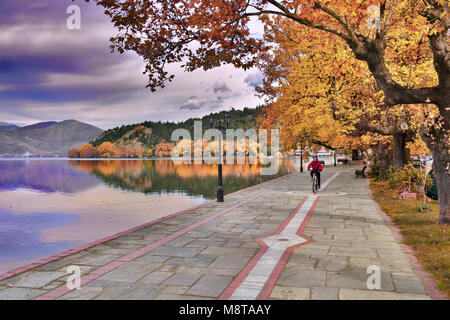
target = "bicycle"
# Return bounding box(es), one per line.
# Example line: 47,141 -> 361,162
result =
311,170 -> 319,193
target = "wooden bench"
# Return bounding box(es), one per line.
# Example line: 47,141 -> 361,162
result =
355,165 -> 367,178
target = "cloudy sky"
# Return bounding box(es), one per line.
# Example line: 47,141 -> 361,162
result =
0,0 -> 265,130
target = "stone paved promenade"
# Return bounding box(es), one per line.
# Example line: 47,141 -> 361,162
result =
0,167 -> 435,300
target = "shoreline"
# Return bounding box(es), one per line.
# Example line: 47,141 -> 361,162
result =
0,156 -> 291,161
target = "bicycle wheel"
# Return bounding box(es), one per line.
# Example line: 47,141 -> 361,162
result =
312,175 -> 317,193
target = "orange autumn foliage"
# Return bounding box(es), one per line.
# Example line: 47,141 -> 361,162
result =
79,144 -> 97,158
97,142 -> 116,158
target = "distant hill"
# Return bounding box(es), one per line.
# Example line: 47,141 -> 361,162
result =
112,125 -> 152,150
92,106 -> 265,149
20,121 -> 58,130
0,120 -> 103,156
0,122 -> 20,129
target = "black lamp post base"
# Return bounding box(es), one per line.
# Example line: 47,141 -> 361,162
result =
300,140 -> 304,173
217,187 -> 224,202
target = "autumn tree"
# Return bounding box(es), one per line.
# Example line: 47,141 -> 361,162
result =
143,148 -> 154,158
257,23 -> 432,170
257,26 -> 371,157
85,0 -> 448,223
408,135 -> 432,157
123,146 -> 138,158
67,148 -> 80,158
135,147 -> 144,158
79,144 -> 97,158
97,142 -> 116,158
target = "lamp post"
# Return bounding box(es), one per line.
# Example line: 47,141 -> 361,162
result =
296,136 -> 300,172
210,112 -> 231,202
334,150 -> 337,167
298,135 -> 306,172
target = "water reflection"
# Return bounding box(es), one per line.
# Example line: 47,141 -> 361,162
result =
0,209 -> 76,264
0,160 -> 99,193
70,159 -> 294,199
0,159 -> 294,274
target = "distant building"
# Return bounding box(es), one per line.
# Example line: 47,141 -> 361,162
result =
308,148 -> 332,165
22,151 -> 32,158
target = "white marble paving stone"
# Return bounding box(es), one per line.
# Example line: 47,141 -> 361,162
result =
262,234 -> 307,248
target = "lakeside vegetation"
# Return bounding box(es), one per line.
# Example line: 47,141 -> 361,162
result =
67,107 -> 267,159
68,142 -> 148,158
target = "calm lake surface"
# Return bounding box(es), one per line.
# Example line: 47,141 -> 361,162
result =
0,159 -> 295,274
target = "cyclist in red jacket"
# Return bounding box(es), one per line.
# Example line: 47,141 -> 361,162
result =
307,156 -> 323,188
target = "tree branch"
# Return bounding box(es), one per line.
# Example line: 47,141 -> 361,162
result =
311,139 -> 343,150
243,9 -> 351,42
312,1 -> 359,45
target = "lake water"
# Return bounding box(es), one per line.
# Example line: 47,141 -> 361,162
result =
0,159 -> 295,274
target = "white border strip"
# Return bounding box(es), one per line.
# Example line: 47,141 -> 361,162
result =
229,172 -> 340,300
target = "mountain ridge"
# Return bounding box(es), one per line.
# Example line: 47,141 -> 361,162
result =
0,122 -> 20,129
0,120 -> 103,156
19,121 -> 58,130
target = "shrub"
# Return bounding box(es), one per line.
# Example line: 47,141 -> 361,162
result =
388,164 -> 432,192
378,166 -> 395,181
366,152 -> 377,173
367,152 -> 394,181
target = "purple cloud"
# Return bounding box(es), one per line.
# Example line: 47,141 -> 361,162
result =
179,104 -> 201,111
244,72 -> 264,87
0,0 -> 263,129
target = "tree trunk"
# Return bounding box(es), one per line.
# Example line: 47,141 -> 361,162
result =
392,132 -> 409,169
434,158 -> 449,224
420,123 -> 449,225
372,142 -> 392,172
